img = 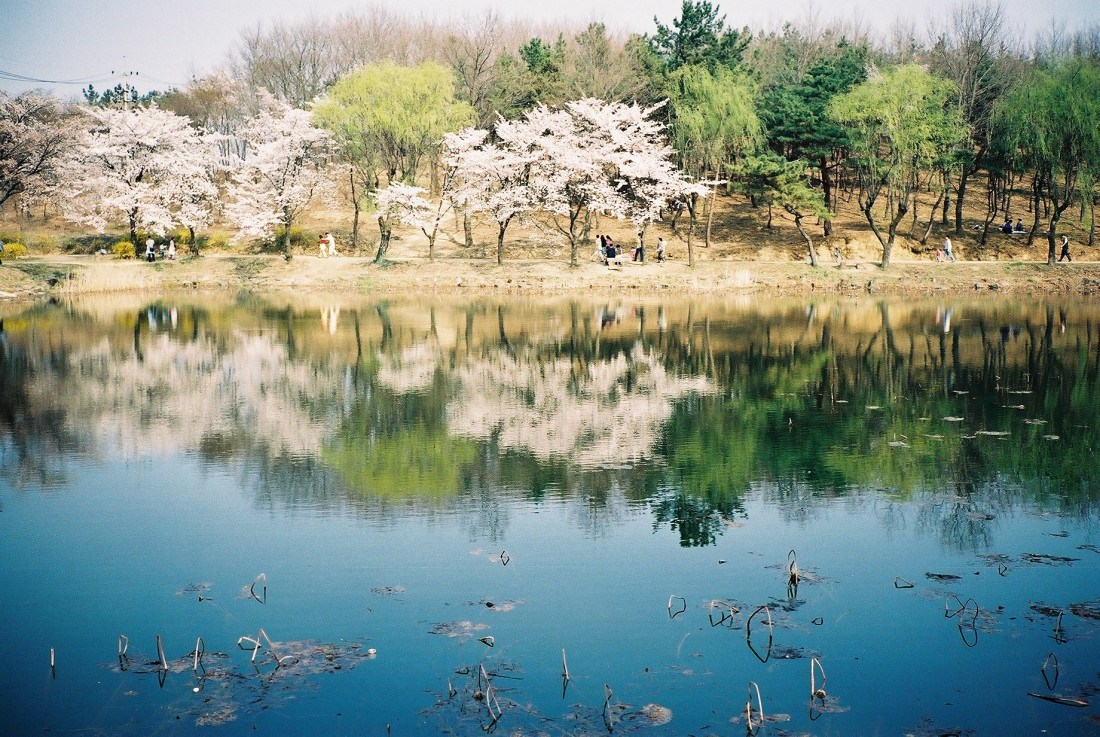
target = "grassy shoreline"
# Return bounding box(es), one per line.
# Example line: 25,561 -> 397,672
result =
1,253 -> 1098,303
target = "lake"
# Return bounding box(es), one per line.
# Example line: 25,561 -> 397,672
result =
1,293 -> 1098,736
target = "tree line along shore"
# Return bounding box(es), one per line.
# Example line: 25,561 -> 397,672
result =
1,0 -> 1098,276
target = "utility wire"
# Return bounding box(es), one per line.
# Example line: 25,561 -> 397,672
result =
0,67 -> 186,88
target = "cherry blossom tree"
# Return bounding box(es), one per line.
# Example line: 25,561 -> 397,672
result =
500,102 -> 624,266
225,102 -> 333,259
371,182 -> 434,263
591,98 -> 707,259
444,127 -> 531,265
0,91 -> 76,211
61,105 -> 213,244
499,97 -> 702,266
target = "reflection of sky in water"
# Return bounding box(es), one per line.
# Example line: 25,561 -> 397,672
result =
1,296 -> 1099,735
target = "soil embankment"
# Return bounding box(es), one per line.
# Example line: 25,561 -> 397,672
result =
1,253 -> 1097,303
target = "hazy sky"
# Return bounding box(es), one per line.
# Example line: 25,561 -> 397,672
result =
1,0 -> 1096,96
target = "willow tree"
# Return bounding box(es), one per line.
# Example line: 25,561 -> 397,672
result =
313,61 -> 476,247
1000,59 -> 1100,265
829,64 -> 966,268
666,64 -> 761,265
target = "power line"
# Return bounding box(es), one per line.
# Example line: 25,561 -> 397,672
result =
0,67 -> 187,89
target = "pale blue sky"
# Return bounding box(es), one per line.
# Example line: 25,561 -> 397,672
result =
1,0 -> 1096,96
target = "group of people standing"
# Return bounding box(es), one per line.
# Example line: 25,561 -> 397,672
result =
144,237 -> 176,262
318,232 -> 337,257
594,234 -> 667,264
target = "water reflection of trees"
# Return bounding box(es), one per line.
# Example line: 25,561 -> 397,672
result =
1,297 -> 1098,549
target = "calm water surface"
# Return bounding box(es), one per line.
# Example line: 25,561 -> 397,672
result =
1,293 -> 1099,736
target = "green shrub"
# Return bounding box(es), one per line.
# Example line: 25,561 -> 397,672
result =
30,234 -> 56,252
112,240 -> 136,260
2,242 -> 28,259
288,226 -> 313,248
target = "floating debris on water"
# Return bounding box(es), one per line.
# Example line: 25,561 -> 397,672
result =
1069,601 -> 1100,620
926,573 -> 962,581
470,598 -> 523,612
1029,603 -> 1064,618
176,582 -> 212,597
1021,553 -> 1079,566
636,703 -> 673,726
370,585 -> 406,596
975,430 -> 1010,437
943,416 -> 966,422
1028,692 -> 1089,707
429,621 -> 490,638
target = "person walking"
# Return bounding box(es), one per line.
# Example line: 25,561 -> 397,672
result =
1059,234 -> 1071,262
943,236 -> 955,262
656,237 -> 666,263
0,237 -> 4,265
325,232 -> 338,257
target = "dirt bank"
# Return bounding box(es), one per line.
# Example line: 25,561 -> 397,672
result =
1,253 -> 1098,304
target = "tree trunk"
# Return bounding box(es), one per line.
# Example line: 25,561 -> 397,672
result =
374,216 -> 391,263
425,226 -> 437,261
497,217 -> 510,265
282,210 -> 293,261
349,169 -> 360,248
881,202 -> 907,269
129,208 -> 139,246
568,207 -> 581,266
464,213 -> 474,250
922,190 -> 946,245
1026,174 -> 1042,247
819,157 -> 833,237
188,226 -> 198,258
687,193 -> 698,267
793,211 -> 818,267
704,166 -> 719,247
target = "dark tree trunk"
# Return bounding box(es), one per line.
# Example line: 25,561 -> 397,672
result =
819,156 -> 833,237
374,216 -> 391,263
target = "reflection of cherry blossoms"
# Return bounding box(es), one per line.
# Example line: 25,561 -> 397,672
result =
40,331 -> 336,460
445,343 -> 713,467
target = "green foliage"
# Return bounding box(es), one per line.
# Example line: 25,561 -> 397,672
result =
82,83 -> 164,107
736,152 -> 828,218
112,240 -> 136,260
650,0 -> 749,72
829,64 -> 966,264
999,58 -> 1100,262
263,226 -> 312,253
666,64 -> 762,174
314,61 -> 477,187
204,233 -> 229,250
759,41 -> 867,163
